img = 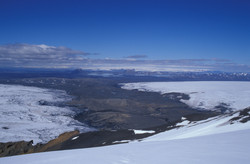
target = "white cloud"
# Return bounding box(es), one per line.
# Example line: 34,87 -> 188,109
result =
0,43 -> 90,68
0,43 -> 249,72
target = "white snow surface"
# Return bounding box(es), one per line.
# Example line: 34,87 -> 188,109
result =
0,118 -> 250,164
112,140 -> 131,144
71,136 -> 79,140
145,112 -> 250,142
1,111 -> 250,164
121,81 -> 250,111
0,84 -> 93,144
133,130 -> 155,134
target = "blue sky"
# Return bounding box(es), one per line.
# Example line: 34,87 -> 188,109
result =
0,0 -> 249,71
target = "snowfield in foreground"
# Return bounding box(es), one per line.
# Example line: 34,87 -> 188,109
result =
122,81 -> 250,111
0,84 -> 93,144
1,109 -> 250,164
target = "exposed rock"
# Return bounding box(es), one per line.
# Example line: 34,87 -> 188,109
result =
49,129 -> 155,151
0,130 -> 79,157
0,140 -> 34,157
37,130 -> 79,152
229,108 -> 250,123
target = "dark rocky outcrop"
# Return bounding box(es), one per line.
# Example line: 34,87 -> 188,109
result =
229,108 -> 250,123
0,130 -> 79,157
0,140 -> 34,157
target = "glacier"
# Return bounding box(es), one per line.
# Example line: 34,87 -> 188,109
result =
121,81 -> 250,111
0,84 -> 93,144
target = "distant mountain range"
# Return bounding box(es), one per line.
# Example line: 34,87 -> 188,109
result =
0,67 -> 250,81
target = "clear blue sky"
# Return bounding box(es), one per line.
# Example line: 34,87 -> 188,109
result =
0,0 -> 249,71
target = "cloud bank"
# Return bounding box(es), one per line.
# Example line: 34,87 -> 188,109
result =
0,43 -> 249,72
0,43 -> 89,68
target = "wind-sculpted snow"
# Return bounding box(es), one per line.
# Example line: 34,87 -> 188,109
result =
0,84 -> 94,144
122,81 -> 250,111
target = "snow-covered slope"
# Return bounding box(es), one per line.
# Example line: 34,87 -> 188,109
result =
122,81 -> 250,111
0,84 -> 93,144
1,108 -> 250,164
145,109 -> 250,141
